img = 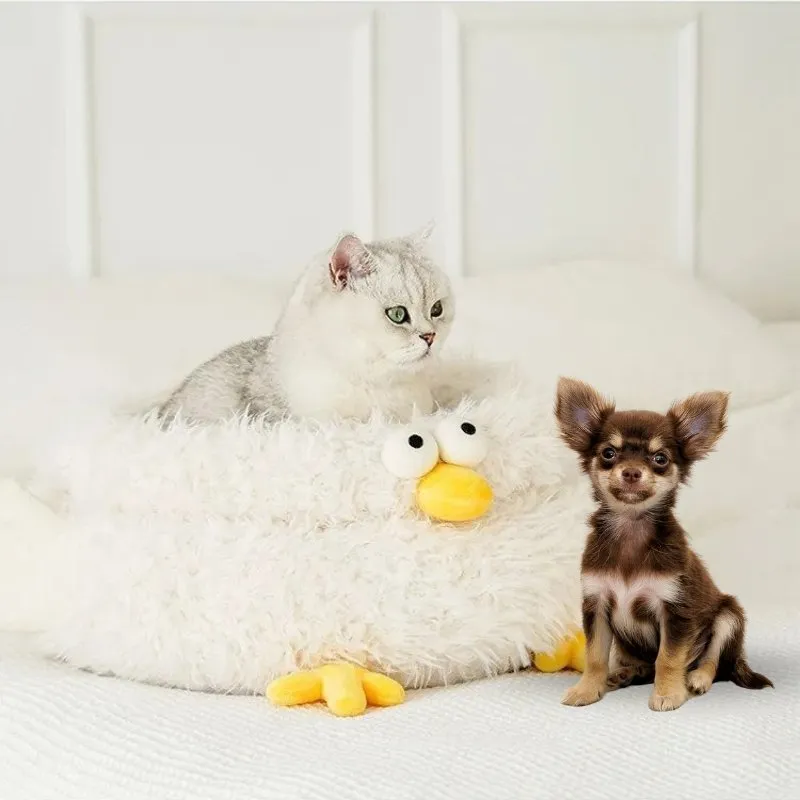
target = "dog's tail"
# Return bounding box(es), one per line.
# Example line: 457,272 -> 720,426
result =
731,658 -> 773,690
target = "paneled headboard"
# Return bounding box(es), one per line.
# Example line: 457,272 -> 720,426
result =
1,2 -> 799,319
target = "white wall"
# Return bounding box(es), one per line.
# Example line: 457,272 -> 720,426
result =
0,2 -> 799,319
0,4 -> 66,277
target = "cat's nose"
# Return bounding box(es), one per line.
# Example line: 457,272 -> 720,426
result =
420,332 -> 436,347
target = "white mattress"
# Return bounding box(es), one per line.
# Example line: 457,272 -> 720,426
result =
1,608 -> 798,800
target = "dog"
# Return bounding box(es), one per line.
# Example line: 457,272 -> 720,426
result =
554,377 -> 772,711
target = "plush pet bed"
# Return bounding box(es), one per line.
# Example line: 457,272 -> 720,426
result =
1,364 -> 590,693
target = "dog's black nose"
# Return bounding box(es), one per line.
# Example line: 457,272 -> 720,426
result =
622,468 -> 642,483
420,332 -> 435,347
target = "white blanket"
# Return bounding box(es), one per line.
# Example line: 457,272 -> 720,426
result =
1,607 -> 797,800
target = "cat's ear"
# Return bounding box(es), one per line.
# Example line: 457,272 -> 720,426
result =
329,233 -> 373,290
408,220 -> 435,248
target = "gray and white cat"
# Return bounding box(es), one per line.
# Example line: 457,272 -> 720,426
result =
157,227 -> 454,425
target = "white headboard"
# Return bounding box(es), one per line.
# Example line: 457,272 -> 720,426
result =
1,2 -> 799,319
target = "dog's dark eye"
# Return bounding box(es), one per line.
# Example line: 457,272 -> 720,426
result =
653,452 -> 669,467
601,447 -> 617,461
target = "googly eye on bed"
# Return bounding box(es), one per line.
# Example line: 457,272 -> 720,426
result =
381,427 -> 440,479
433,418 -> 488,468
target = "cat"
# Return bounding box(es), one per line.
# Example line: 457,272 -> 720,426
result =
156,227 -> 454,425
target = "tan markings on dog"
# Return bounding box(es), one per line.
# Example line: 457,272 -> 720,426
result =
583,571 -> 678,649
562,611 -> 612,707
581,572 -> 681,606
651,637 -> 691,712
608,432 -> 624,449
648,436 -> 664,453
687,609 -> 740,694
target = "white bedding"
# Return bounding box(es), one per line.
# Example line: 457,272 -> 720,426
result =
1,608 -> 798,800
767,320 -> 800,371
0,273 -> 798,799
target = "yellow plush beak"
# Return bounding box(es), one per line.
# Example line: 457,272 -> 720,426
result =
415,462 -> 493,523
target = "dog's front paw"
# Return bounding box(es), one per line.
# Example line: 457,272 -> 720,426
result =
562,679 -> 605,707
686,668 -> 713,695
649,688 -> 688,712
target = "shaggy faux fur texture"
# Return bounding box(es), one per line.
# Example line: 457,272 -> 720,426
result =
9,364 -> 591,693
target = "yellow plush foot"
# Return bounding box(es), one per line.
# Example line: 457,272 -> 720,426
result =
266,662 -> 405,717
533,630 -> 585,673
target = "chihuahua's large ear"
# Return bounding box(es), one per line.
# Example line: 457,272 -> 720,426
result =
554,377 -> 615,453
668,391 -> 729,461
329,233 -> 374,290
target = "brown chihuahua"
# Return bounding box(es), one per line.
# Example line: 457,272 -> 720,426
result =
555,377 -> 772,712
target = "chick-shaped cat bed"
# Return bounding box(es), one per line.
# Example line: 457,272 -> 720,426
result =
264,416 -> 585,716
0,362 -> 592,703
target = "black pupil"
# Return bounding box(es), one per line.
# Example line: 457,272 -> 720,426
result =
408,434 -> 424,449
655,454 -> 666,464
431,301 -> 442,317
603,449 -> 615,459
460,422 -> 476,435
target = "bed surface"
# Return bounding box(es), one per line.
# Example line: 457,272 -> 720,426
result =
1,608 -> 798,800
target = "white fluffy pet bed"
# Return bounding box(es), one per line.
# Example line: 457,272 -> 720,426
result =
1,364 -> 590,693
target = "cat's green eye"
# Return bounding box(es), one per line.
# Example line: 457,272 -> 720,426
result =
386,306 -> 409,324
430,300 -> 443,318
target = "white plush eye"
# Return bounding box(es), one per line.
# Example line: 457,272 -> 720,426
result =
381,427 -> 440,479
434,418 -> 488,468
